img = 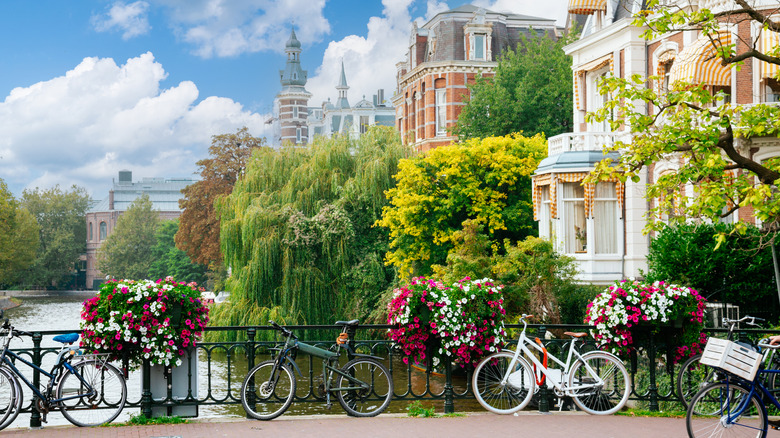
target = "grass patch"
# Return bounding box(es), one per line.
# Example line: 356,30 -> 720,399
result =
616,409 -> 686,418
406,400 -> 437,417
122,413 -> 189,426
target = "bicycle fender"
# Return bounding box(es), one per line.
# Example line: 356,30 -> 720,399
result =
285,357 -> 304,378
581,350 -> 621,363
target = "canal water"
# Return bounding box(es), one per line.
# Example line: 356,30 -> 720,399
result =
3,294 -> 478,428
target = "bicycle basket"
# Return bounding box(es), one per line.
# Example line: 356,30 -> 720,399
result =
700,337 -> 762,381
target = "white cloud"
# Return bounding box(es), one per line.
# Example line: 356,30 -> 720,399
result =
0,53 -> 269,197
93,1 -> 152,40
155,0 -> 331,58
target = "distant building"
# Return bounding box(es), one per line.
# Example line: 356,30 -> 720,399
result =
268,29 -> 395,145
307,61 -> 395,140
85,170 -> 194,289
392,5 -> 560,151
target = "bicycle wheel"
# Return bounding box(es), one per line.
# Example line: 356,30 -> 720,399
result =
57,360 -> 127,427
686,382 -> 766,438
0,367 -> 18,430
241,360 -> 296,420
568,351 -> 629,415
335,358 -> 393,417
677,354 -> 720,409
471,351 -> 535,414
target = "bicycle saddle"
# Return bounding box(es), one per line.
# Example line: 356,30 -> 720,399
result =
335,319 -> 359,326
53,333 -> 80,344
563,332 -> 588,338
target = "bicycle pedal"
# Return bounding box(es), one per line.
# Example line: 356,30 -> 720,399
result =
326,402 -> 332,410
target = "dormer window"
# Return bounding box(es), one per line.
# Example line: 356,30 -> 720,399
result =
464,9 -> 492,62
474,34 -> 485,60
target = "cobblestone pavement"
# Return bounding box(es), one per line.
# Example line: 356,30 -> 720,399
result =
0,412 -> 701,438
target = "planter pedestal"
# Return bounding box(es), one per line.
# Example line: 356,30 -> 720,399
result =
141,349 -> 198,418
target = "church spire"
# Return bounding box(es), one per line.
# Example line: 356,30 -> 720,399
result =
335,60 -> 350,109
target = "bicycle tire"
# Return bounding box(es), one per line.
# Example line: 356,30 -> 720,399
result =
471,351 -> 535,414
335,358 -> 393,417
241,360 -> 296,420
0,367 -> 18,430
686,381 -> 767,438
568,351 -> 629,415
57,360 -> 127,427
677,354 -> 720,410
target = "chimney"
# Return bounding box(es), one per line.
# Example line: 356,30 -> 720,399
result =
109,190 -> 114,210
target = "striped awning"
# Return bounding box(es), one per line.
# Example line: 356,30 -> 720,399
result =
669,31 -> 732,86
759,30 -> 780,79
568,0 -> 606,15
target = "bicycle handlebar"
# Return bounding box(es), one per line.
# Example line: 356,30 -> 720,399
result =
268,320 -> 296,340
724,315 -> 763,327
758,339 -> 780,350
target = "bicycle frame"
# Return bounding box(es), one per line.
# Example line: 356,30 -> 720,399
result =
502,320 -> 604,395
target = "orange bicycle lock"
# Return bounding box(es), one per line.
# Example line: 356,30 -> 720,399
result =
533,337 -> 548,386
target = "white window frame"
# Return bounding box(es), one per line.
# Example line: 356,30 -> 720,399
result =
474,34 -> 486,60
296,127 -> 302,143
435,89 -> 446,136
562,183 -> 587,254
593,183 -> 619,254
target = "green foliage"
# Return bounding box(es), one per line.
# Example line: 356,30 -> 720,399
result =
646,223 -> 777,319
377,134 -> 547,277
0,179 -> 38,287
215,126 -> 409,333
453,31 -> 574,140
492,237 -> 578,324
97,194 -> 160,280
20,185 -> 89,288
148,220 -> 207,285
124,413 -> 187,425
556,282 -> 603,325
406,400 -> 436,417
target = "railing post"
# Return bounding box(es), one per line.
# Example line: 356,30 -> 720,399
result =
648,335 -> 659,412
245,327 -> 256,418
29,332 -> 42,428
444,354 -> 454,414
142,358 -> 153,418
537,325 -> 549,413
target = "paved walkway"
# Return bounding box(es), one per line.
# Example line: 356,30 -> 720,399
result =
0,412 -> 699,438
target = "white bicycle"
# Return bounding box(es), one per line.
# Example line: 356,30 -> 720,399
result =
472,314 -> 630,415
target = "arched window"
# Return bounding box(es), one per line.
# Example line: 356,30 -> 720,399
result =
89,222 -> 93,241
99,222 -> 107,241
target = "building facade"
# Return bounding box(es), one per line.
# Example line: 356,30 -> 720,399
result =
308,61 -> 396,140
535,0 -> 780,284
271,29 -> 312,146
85,170 -> 193,289
392,5 -> 560,151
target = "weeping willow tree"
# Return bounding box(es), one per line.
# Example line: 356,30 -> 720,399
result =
210,126 -> 411,341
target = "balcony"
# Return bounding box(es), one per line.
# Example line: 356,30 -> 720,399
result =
547,131 -> 630,156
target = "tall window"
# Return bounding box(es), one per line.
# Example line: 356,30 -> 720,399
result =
293,106 -> 298,118
296,127 -> 302,143
540,187 -> 552,239
435,89 -> 446,136
89,222 -> 93,241
360,116 -> 369,134
99,222 -> 107,241
474,34 -> 485,60
593,183 -> 618,254
562,183 -> 586,253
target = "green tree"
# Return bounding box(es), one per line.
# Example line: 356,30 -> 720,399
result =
453,31 -> 574,140
0,180 -> 38,287
646,223 -> 777,318
97,194 -> 159,280
587,0 -> 780,241
215,126 -> 410,335
176,127 -> 266,273
376,134 -> 547,277
20,185 -> 90,288
148,220 -> 208,285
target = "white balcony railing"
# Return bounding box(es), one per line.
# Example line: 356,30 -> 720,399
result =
547,131 -> 631,156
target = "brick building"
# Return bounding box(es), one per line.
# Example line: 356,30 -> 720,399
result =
271,29 -> 312,146
392,5 -> 560,151
534,0 -> 780,283
85,170 -> 193,289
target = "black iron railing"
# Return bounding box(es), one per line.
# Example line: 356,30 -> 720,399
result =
6,323 -> 776,427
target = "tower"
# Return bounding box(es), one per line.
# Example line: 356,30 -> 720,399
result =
276,28 -> 312,145
335,60 -> 350,109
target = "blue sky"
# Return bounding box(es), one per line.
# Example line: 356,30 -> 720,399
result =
0,0 -> 568,199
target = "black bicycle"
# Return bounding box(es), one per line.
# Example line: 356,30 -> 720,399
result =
240,320 -> 393,420
0,312 -> 127,428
